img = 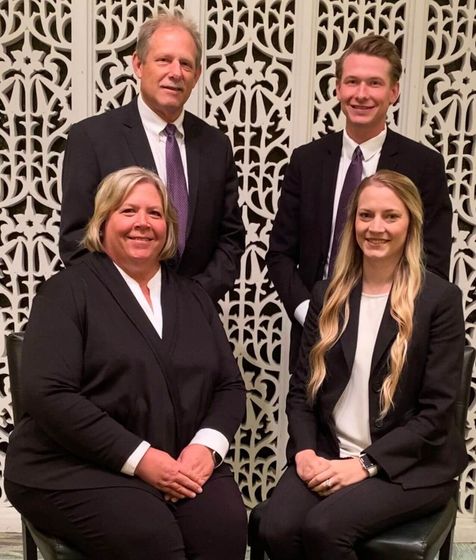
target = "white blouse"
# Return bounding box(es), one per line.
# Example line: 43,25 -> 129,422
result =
333,292 -> 388,458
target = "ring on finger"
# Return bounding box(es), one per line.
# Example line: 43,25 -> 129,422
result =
325,478 -> 333,489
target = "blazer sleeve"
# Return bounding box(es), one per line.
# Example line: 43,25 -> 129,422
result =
365,282 -> 465,481
191,137 -> 245,302
59,122 -> 102,266
266,148 -> 313,319
22,276 -> 144,473
417,148 -> 452,279
285,282 -> 326,458
191,285 -> 246,441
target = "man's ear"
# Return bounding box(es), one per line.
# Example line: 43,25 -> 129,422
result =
132,52 -> 142,79
390,81 -> 400,105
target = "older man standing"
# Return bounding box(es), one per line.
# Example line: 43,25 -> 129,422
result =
60,9 -> 244,303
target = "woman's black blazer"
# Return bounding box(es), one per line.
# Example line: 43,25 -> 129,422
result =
286,271 -> 467,489
5,252 -> 245,490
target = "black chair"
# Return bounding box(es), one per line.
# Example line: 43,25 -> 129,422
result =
6,332 -> 86,560
248,346 -> 476,560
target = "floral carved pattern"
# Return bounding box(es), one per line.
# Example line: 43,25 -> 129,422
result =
0,0 -> 474,531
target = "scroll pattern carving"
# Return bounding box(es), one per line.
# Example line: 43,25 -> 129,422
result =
0,0 -> 474,529
422,0 -> 476,518
204,0 -> 295,506
0,0 -> 69,505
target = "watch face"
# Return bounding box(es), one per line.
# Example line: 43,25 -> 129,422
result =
360,454 -> 378,476
361,454 -> 373,469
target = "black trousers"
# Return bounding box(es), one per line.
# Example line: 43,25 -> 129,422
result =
6,465 -> 247,560
259,466 -> 456,560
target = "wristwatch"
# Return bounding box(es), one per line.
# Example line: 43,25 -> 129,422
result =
211,450 -> 223,467
359,453 -> 379,477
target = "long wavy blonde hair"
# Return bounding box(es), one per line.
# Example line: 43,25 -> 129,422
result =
308,170 -> 425,418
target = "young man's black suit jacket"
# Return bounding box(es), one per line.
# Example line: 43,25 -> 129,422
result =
59,98 -> 245,303
5,252 -> 245,491
267,129 -> 452,368
287,272 -> 466,489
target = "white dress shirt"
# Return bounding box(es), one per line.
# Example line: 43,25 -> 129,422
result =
137,94 -> 189,191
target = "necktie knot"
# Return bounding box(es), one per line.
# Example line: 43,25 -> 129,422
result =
352,146 -> 363,163
165,123 -> 177,139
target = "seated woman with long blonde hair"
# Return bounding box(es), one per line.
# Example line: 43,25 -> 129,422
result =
260,170 -> 466,559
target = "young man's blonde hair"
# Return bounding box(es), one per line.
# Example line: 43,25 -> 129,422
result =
335,34 -> 402,84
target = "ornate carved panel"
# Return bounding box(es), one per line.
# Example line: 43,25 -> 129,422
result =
0,0 -> 69,505
422,0 -> 476,519
0,0 -> 475,534
204,0 -> 295,506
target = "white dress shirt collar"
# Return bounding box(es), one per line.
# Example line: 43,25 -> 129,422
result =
113,262 -> 163,337
137,94 -> 185,139
343,127 -> 387,163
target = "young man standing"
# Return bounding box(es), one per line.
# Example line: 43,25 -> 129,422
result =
267,35 -> 451,369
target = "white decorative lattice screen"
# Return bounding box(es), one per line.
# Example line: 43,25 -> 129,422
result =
1,0 -> 475,538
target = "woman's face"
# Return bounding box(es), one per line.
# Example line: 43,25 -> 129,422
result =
102,180 -> 167,276
355,183 -> 410,267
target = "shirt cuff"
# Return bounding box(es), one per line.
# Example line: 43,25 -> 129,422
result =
190,428 -> 229,466
120,441 -> 151,476
294,299 -> 310,326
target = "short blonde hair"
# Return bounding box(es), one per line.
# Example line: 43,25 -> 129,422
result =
335,34 -> 402,85
82,166 -> 177,261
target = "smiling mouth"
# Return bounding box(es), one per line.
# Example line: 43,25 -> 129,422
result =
161,84 -> 184,93
366,239 -> 388,244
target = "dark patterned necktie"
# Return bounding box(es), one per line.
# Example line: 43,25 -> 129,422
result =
328,146 -> 363,275
165,123 -> 188,256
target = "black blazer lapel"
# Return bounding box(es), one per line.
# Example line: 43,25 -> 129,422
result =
86,254 -> 183,447
121,98 -> 157,172
370,297 -> 398,375
319,133 -> 343,263
339,280 -> 362,372
183,111 -> 200,240
377,128 -> 401,172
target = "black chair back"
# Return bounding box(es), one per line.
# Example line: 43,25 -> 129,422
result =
6,331 -> 86,560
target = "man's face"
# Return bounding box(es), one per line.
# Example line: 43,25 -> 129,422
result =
336,53 -> 400,142
132,25 -> 201,122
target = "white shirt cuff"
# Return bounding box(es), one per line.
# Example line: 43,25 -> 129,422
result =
120,441 -> 151,476
294,299 -> 310,326
190,428 -> 229,465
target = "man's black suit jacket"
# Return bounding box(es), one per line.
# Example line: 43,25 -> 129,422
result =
60,98 -> 245,302
267,129 -> 452,367
5,252 -> 245,491
287,273 -> 467,489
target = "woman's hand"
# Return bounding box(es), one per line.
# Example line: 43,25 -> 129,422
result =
295,449 -> 330,483
177,444 -> 215,486
307,457 -> 368,496
135,447 -> 203,500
